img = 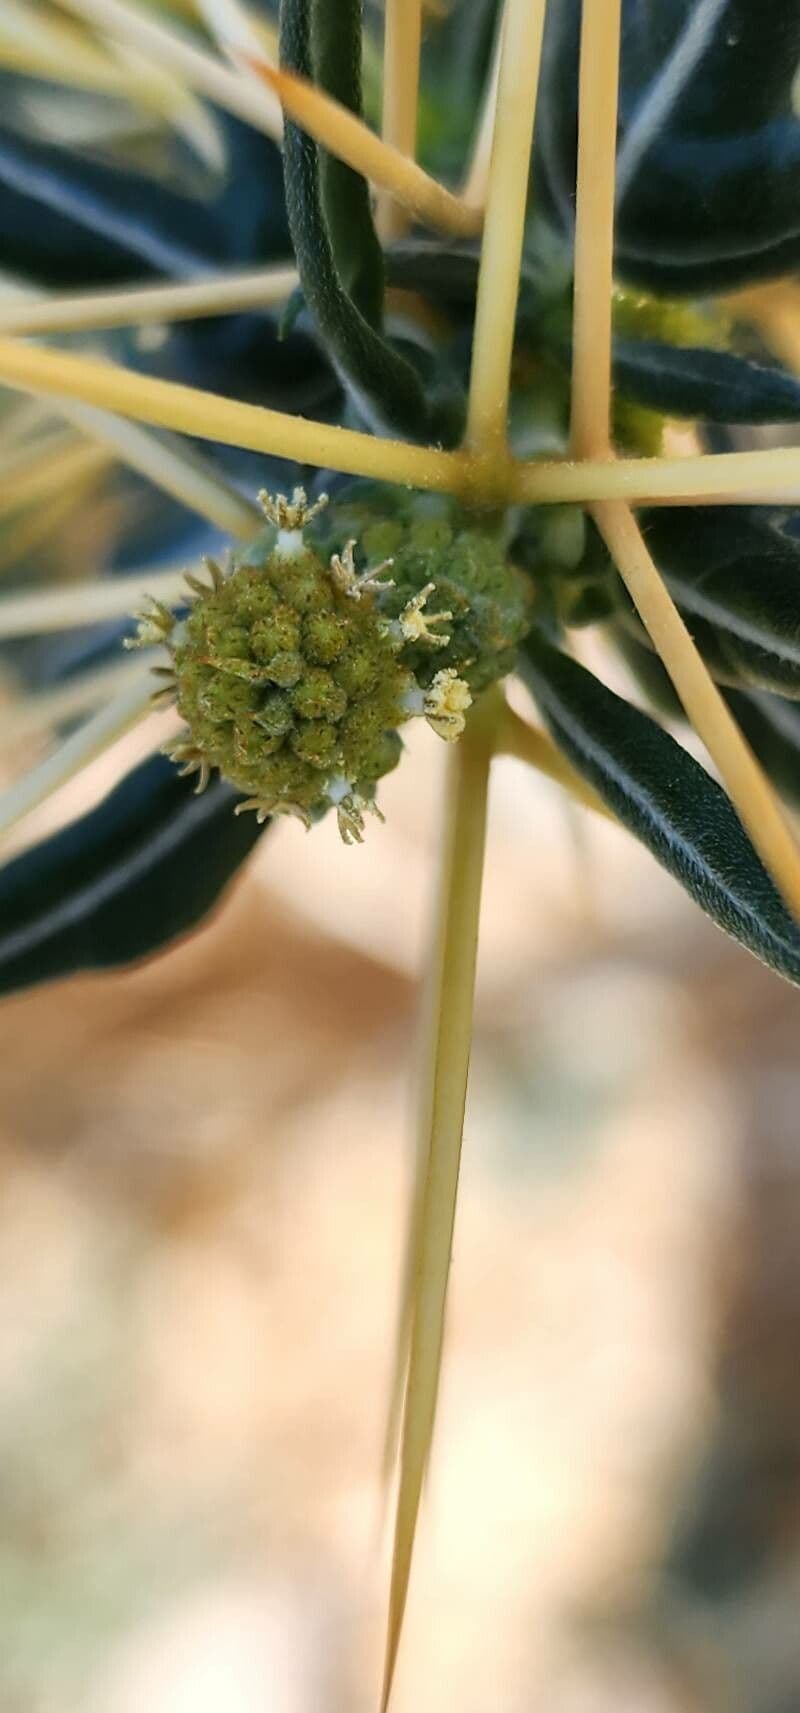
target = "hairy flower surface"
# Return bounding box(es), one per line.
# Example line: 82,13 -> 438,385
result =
364,517 -> 532,694
141,492 -> 520,839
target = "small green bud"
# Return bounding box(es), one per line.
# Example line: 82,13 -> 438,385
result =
380,525 -> 531,694
291,668 -> 348,721
302,610 -> 350,664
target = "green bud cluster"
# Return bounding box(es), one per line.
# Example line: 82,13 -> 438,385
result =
139,490 -> 536,837
170,540 -> 407,823
361,516 -> 531,694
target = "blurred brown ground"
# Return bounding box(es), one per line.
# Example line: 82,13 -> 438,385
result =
1,721 -> 799,1713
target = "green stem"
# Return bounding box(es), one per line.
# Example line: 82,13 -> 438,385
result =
497,702 -> 611,818
381,687 -> 500,1711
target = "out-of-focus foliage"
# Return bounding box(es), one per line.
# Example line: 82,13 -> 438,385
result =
1,0 -> 800,990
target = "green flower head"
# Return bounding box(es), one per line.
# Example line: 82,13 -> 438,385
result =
131,489 -> 533,842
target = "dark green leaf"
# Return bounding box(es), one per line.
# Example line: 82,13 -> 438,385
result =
0,755 -> 267,996
613,340 -> 800,424
279,0 -> 458,441
535,0 -> 800,293
724,688 -> 800,809
643,509 -> 800,699
610,623 -> 686,719
311,0 -> 384,326
0,115 -> 290,284
520,633 -> 800,985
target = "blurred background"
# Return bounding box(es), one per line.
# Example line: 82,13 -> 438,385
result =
1,1 -> 800,1708
2,708 -> 799,1713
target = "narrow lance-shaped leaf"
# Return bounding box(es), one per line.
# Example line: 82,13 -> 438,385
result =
641,508 -> 800,700
520,633 -> 800,985
279,0 -> 457,441
0,754 -> 268,996
534,0 -> 800,294
723,688 -> 800,810
311,0 -> 384,326
0,116 -> 290,285
612,339 -> 800,425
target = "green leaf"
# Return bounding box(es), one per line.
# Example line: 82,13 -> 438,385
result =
610,623 -> 685,719
643,509 -> 800,699
311,0 -> 384,327
0,755 -> 267,995
724,688 -> 800,809
520,633 -> 800,985
607,623 -> 799,805
279,0 -> 458,441
535,0 -> 800,293
612,340 -> 800,424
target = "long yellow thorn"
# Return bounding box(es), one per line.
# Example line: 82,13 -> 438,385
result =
564,0 -> 800,918
0,266 -> 298,338
0,338 -> 466,496
57,402 -> 261,538
460,0 -> 505,210
569,0 -> 622,458
251,61 -> 482,238
595,500 -> 800,918
381,690 -> 498,1711
465,0 -> 548,454
0,438 -> 112,523
513,446 -> 800,507
496,702 -> 612,817
2,657 -> 148,747
53,0 -> 283,137
380,689 -> 610,1497
377,0 -> 423,240
0,564 -> 187,638
3,340 -> 798,512
0,675 -> 157,839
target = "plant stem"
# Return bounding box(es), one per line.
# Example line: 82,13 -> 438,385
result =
496,702 -> 612,817
0,266 -> 299,338
569,0 -> 621,458
465,0 -> 547,456
382,689 -> 499,1712
377,0 -> 423,241
595,500 -> 800,916
252,62 -> 482,238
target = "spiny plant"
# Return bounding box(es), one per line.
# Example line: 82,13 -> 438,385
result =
1,0 -> 800,1702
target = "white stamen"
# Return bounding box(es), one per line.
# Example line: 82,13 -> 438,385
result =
274,527 -> 305,558
325,775 -> 353,806
401,685 -> 425,716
